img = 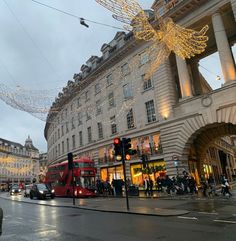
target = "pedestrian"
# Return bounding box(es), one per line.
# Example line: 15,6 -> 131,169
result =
149,177 -> 154,196
208,175 -> 216,197
224,179 -> 232,197
111,179 -> 116,196
165,175 -> 173,195
143,176 -> 150,196
156,176 -> 163,192
220,174 -> 226,196
200,175 -> 208,197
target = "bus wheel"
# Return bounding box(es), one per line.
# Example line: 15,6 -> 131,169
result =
66,190 -> 70,197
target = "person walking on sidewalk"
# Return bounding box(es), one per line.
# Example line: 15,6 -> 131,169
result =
200,175 -> 208,197
224,179 -> 232,197
149,177 -> 154,196
144,176 -> 150,196
208,174 -> 217,197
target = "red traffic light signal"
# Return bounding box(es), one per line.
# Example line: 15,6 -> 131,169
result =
114,138 -> 121,145
113,137 -> 122,157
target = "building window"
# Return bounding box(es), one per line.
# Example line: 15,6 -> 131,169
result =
140,52 -> 149,65
66,122 -> 69,133
96,99 -> 102,115
110,116 -> 117,135
61,125 -> 64,136
77,97 -> 81,108
121,63 -> 130,76
58,144 -> 60,156
65,108 -> 68,118
71,117 -> 75,130
58,129 -> 60,138
86,108 -> 91,121
97,122 -> 103,139
70,103 -> 74,112
78,112 -> 82,126
95,83 -> 101,94
127,109 -> 135,129
66,138 -> 69,152
142,74 -> 152,90
87,127 -> 92,143
72,135 -> 76,149
79,131 -> 83,146
85,90 -> 90,102
145,100 -> 156,123
123,83 -> 133,99
108,92 -> 115,107
106,74 -> 113,86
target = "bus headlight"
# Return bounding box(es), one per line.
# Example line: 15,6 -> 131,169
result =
79,190 -> 82,194
51,189 -> 55,193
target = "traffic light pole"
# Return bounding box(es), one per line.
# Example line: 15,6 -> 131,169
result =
121,138 -> 130,211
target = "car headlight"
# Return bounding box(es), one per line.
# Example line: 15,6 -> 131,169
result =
51,189 -> 55,193
39,190 -> 44,194
18,189 -> 21,192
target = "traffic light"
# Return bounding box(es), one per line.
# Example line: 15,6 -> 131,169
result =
141,154 -> 147,168
68,152 -> 73,170
122,138 -> 137,160
113,137 -> 122,161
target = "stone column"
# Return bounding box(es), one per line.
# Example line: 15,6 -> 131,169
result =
190,60 -> 202,95
212,12 -> 236,83
176,56 -> 193,98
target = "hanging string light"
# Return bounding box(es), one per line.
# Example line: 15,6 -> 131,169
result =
96,0 -> 209,78
0,84 -> 59,121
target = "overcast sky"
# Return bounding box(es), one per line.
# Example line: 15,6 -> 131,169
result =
0,0 -> 235,153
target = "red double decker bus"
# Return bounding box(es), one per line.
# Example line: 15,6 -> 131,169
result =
45,158 -> 96,197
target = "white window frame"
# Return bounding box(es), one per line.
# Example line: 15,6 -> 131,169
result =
145,100 -> 157,123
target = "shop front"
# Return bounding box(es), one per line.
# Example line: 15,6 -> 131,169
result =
130,160 -> 166,187
100,164 -> 124,183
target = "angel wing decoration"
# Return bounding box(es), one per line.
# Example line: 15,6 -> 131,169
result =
96,0 -> 209,77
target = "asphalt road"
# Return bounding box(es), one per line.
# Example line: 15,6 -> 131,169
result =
0,197 -> 236,241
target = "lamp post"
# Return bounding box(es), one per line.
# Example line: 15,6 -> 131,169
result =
172,155 -> 179,176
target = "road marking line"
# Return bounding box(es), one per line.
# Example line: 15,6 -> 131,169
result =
213,220 -> 236,224
177,216 -> 198,220
16,217 -> 23,220
198,212 -> 218,215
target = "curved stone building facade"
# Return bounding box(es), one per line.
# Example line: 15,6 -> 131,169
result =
45,0 -> 236,185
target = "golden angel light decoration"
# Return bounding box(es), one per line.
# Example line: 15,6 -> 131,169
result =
96,0 -> 209,77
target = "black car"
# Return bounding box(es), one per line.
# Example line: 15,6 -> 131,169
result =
30,183 -> 55,200
9,184 -> 22,195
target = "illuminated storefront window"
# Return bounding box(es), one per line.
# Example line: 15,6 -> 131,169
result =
100,165 -> 123,183
188,160 -> 200,185
130,161 -> 166,186
139,136 -> 151,155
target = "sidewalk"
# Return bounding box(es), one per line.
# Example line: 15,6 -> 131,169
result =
0,192 -> 190,217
